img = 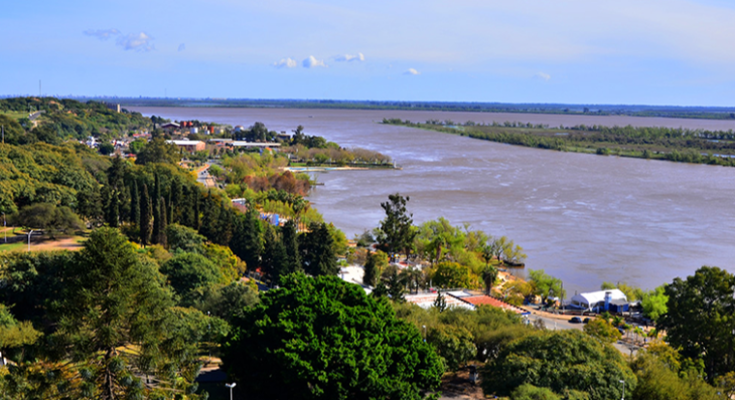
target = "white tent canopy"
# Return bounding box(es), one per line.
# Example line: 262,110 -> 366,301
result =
570,289 -> 627,311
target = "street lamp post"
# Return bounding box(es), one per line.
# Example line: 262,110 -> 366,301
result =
207,311 -> 211,364
27,229 -> 35,252
619,379 -> 626,400
225,382 -> 236,400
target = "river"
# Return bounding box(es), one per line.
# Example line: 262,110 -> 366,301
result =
129,107 -> 735,295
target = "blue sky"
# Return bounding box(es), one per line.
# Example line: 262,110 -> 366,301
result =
3,0 -> 735,106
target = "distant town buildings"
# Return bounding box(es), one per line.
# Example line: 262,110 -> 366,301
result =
166,139 -> 205,152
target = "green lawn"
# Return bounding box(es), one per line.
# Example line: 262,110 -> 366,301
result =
0,110 -> 30,120
0,241 -> 27,252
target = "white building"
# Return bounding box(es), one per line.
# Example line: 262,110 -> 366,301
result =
570,289 -> 628,311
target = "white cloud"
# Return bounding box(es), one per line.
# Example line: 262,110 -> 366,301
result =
116,32 -> 155,52
336,52 -> 365,62
83,29 -> 120,40
178,43 -> 186,52
404,68 -> 421,75
534,72 -> 551,81
273,57 -> 298,68
303,55 -> 327,68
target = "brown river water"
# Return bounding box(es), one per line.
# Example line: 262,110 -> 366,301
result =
130,107 -> 735,295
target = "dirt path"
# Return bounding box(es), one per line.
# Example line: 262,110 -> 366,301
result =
31,237 -> 85,251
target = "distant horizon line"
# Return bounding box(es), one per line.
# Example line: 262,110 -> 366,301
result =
2,93 -> 735,111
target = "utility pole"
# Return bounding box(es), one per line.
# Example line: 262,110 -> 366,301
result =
27,229 -> 35,252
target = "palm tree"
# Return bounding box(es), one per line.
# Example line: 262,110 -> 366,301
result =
400,267 -> 423,294
482,265 -> 498,295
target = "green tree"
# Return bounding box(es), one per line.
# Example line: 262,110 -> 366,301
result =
583,318 -> 622,344
482,330 -> 635,400
151,174 -> 162,243
154,197 -> 167,246
528,269 -> 564,303
378,193 -> 417,260
640,285 -> 668,322
165,223 -> 206,253
363,250 -> 388,287
431,261 -> 477,289
231,209 -> 263,271
427,325 -> 475,372
222,273 -> 444,400
134,136 -> 180,165
387,269 -> 405,303
10,203 -> 83,239
510,384 -> 561,400
139,183 -> 152,245
658,266 -> 735,381
160,252 -> 222,305
281,220 -> 301,274
128,138 -> 146,154
0,305 -> 42,363
299,222 -> 338,276
52,228 -> 204,398
76,185 -> 104,225
193,282 -> 259,324
261,225 -> 289,283
482,265 -> 498,295
129,179 -> 140,228
630,346 -> 721,400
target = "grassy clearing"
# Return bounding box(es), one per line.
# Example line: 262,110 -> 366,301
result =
0,110 -> 30,120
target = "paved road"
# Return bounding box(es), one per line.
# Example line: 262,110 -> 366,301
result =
526,312 -> 640,356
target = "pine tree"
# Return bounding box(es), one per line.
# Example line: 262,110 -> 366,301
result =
200,191 -> 220,241
140,183 -> 152,245
387,271 -> 405,303
299,222 -> 338,276
281,220 -> 301,274
231,209 -> 263,272
215,201 -> 234,246
261,226 -> 284,282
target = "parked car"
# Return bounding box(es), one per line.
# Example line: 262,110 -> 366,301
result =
569,317 -> 582,324
583,318 -> 591,324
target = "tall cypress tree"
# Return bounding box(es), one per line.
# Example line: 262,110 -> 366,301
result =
193,189 -> 201,230
130,180 -> 140,228
120,186 -> 131,223
180,186 -> 191,228
157,197 -> 168,247
140,183 -> 152,245
105,188 -> 120,228
152,175 -> 162,243
170,179 -> 182,224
